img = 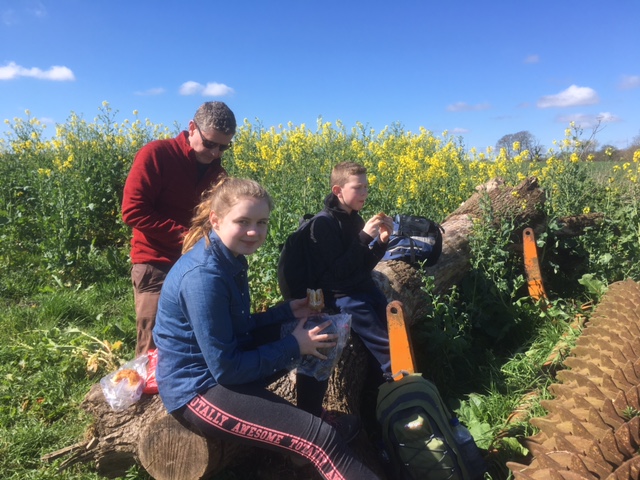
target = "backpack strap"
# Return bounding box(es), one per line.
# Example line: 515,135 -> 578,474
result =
305,210 -> 340,289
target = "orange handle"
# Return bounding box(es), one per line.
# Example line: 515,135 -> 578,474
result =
387,301 -> 416,379
523,227 -> 547,301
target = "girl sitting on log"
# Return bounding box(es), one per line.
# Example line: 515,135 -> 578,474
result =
152,177 -> 379,480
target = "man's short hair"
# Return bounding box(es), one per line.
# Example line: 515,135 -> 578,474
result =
330,161 -> 367,188
194,101 -> 236,135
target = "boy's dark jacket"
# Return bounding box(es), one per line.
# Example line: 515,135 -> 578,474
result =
308,194 -> 389,297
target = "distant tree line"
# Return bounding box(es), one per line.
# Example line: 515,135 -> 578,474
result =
495,129 -> 640,163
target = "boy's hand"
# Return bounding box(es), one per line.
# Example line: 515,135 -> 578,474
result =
364,212 -> 394,243
378,214 -> 393,243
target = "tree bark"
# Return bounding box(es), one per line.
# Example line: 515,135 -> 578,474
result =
47,176 -> 605,479
373,176 -> 547,317
49,335 -> 379,480
51,384 -> 244,479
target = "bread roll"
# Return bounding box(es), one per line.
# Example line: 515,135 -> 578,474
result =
112,368 -> 143,387
307,288 -> 325,312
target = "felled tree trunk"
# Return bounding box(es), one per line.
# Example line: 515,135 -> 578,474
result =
372,177 -> 607,318
52,384 -> 243,480
373,176 -> 547,320
47,335 -> 379,480
48,176 -> 605,479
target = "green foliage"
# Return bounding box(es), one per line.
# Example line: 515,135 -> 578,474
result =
0,278 -> 135,479
0,104 -> 170,288
1,106 -> 639,479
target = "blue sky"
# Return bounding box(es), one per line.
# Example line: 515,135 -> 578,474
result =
1,0 -> 639,152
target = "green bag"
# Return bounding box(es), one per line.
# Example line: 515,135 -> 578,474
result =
376,373 -> 475,480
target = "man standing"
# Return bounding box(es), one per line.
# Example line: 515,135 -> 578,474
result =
122,101 -> 236,357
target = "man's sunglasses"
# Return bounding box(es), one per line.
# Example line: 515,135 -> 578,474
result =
194,122 -> 233,151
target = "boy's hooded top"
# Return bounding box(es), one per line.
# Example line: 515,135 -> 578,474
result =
309,194 -> 388,296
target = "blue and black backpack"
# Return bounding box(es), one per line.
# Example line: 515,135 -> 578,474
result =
381,214 -> 445,267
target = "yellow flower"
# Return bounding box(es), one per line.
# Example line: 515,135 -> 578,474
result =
583,206 -> 591,214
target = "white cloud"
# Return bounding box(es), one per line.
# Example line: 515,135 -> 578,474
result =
596,112 -> 620,123
537,85 -> 599,108
46,66 -> 74,81
27,1 -> 46,18
0,61 -> 75,81
618,75 -> 640,90
179,81 -> 203,95
446,101 -> 491,112
179,81 -> 235,97
2,2 -> 46,25
524,54 -> 540,64
134,87 -> 166,96
202,82 -> 235,96
556,112 -> 620,129
450,127 -> 469,134
1,8 -> 17,25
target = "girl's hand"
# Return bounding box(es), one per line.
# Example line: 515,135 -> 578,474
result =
289,297 -> 314,320
291,318 -> 337,359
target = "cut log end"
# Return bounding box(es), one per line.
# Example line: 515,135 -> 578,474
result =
138,414 -> 223,480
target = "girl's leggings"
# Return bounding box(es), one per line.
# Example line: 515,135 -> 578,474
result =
175,381 -> 380,480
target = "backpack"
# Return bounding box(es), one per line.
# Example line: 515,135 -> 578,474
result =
277,211 -> 336,300
376,373 -> 486,480
381,214 -> 444,267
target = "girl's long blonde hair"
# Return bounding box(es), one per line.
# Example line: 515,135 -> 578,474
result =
182,177 -> 274,254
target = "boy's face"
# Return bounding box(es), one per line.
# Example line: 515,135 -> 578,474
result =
333,173 -> 369,213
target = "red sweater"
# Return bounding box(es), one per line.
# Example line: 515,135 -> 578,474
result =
122,131 -> 226,265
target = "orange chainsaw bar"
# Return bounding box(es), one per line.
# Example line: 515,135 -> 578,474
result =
523,227 -> 547,302
386,300 -> 416,379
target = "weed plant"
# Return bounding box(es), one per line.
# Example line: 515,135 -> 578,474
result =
1,107 -> 639,479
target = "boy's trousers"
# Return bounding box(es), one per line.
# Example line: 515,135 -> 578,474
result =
333,288 -> 391,374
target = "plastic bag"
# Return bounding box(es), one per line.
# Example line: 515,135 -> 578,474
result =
100,355 -> 148,411
283,313 -> 352,381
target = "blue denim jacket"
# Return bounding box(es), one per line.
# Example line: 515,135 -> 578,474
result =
153,231 -> 300,412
